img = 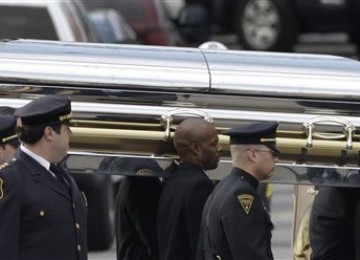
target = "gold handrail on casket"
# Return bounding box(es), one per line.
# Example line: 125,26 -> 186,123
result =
70,108 -> 217,155
69,123 -> 360,165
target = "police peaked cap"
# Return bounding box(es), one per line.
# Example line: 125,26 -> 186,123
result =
15,95 -> 72,126
0,115 -> 17,144
223,121 -> 279,151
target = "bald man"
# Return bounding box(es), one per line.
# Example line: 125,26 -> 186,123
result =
157,118 -> 222,260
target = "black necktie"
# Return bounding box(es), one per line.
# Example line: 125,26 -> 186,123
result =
50,164 -> 70,190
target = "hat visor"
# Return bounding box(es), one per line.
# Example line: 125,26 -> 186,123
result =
266,144 -> 280,154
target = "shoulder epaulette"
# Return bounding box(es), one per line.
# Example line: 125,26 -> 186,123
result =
0,157 -> 16,170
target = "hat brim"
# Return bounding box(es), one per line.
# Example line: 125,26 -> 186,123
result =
266,144 -> 280,154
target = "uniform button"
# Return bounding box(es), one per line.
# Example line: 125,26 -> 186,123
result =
77,245 -> 81,251
75,223 -> 80,229
39,210 -> 45,216
72,203 -> 76,208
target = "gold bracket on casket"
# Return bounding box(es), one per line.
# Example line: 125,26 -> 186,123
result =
160,108 -> 214,141
301,117 -> 356,166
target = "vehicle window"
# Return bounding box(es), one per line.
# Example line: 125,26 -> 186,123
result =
71,0 -> 98,42
91,15 -> 116,43
83,0 -> 145,23
0,6 -> 58,40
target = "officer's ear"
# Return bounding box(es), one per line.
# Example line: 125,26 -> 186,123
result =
246,148 -> 258,162
43,126 -> 55,141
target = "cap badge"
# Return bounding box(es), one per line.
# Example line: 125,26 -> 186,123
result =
136,169 -> 153,176
260,138 -> 276,143
59,112 -> 72,122
237,194 -> 254,215
0,177 -> 4,200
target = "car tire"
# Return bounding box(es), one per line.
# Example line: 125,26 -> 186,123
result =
234,0 -> 298,52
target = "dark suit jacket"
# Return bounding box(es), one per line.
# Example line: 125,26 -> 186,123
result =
157,162 -> 214,260
197,168 -> 273,260
0,151 -> 88,260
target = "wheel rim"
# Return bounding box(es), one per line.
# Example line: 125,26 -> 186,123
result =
241,0 -> 280,50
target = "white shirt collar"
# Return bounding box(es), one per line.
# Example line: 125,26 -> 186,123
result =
20,144 -> 50,171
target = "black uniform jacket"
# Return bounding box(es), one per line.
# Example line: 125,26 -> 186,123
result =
0,151 -> 88,260
310,187 -> 360,260
157,162 -> 215,260
115,176 -> 163,260
197,168 -> 273,260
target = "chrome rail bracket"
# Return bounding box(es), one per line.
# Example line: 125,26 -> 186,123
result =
160,108 -> 214,141
303,116 -> 355,150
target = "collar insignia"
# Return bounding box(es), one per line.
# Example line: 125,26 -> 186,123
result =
237,194 -> 254,215
81,191 -> 88,207
0,163 -> 8,170
0,177 -> 3,200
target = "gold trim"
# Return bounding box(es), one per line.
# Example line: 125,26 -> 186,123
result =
260,138 -> 276,143
2,134 -> 17,143
59,112 -> 72,122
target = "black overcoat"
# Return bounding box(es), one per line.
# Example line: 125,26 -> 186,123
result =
0,151 -> 88,260
157,162 -> 214,260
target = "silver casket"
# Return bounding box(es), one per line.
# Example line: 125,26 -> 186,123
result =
0,39 -> 360,252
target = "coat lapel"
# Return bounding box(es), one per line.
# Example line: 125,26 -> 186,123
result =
17,151 -> 71,200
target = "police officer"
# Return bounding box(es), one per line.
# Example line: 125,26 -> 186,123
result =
197,121 -> 279,260
0,95 -> 88,260
157,118 -> 222,260
0,115 -> 20,165
114,158 -> 164,260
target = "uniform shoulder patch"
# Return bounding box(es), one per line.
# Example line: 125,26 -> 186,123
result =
0,177 -> 3,200
237,194 -> 254,215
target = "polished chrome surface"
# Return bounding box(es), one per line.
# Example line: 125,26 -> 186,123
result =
1,39 -> 360,100
0,39 -> 359,185
0,40 -> 209,91
0,40 -> 358,122
203,48 -> 360,99
1,94 -> 359,133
